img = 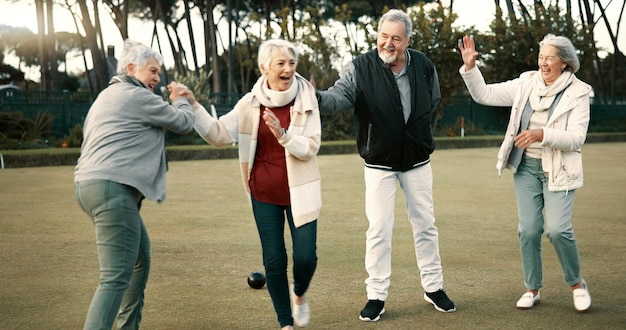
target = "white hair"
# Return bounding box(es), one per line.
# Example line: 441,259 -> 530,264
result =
257,39 -> 299,73
539,34 -> 580,73
378,9 -> 412,40
116,39 -> 163,74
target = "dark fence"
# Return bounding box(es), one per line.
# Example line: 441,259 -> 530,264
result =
439,96 -> 510,134
439,95 -> 626,134
0,89 -> 97,138
1,89 -> 625,138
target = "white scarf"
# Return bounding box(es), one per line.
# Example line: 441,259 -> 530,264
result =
251,73 -> 317,114
253,75 -> 298,108
529,70 -> 573,111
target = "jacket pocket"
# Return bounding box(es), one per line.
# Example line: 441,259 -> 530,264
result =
561,150 -> 583,180
365,123 -> 372,154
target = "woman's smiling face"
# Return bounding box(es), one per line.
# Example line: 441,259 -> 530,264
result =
538,44 -> 566,86
261,50 -> 296,91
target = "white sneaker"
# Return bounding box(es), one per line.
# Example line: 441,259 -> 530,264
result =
516,291 -> 540,310
291,284 -> 310,327
573,279 -> 591,312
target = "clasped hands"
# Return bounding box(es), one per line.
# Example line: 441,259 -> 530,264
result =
167,81 -> 196,105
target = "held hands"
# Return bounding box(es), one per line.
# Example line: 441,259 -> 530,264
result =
262,109 -> 285,139
168,82 -> 196,105
458,35 -> 479,71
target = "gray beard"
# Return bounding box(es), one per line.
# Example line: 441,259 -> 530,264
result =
379,52 -> 396,64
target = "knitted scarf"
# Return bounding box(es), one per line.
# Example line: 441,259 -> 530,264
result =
250,73 -> 317,114
528,70 -> 573,111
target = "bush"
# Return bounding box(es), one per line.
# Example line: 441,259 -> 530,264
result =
0,110 -> 56,149
0,112 -> 29,140
64,124 -> 83,148
22,110 -> 54,143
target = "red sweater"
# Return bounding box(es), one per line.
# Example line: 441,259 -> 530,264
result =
249,103 -> 292,205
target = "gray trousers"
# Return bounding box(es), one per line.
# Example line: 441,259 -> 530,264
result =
513,156 -> 582,290
76,180 -> 150,330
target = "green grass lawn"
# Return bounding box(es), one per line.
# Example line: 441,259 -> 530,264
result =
1,144 -> 625,329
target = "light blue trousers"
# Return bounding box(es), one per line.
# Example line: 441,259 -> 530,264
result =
363,164 -> 444,300
513,156 -> 581,290
75,180 -> 151,330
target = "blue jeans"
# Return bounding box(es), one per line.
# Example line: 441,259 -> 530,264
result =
251,196 -> 317,328
75,180 -> 151,330
514,156 -> 581,290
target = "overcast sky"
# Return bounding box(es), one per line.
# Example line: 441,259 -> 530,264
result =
1,0 -> 623,81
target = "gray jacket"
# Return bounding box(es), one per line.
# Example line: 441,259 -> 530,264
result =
75,76 -> 196,202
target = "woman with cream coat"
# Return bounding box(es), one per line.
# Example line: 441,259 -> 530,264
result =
458,34 -> 592,313
194,39 -> 321,329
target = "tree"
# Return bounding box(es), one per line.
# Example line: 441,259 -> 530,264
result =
199,0 -> 222,93
1,27 -> 39,70
182,0 -> 200,76
63,0 -> 93,91
35,0 -> 51,90
101,0 -> 130,40
0,63 -> 25,84
411,2 -> 477,130
75,0 -> 108,91
55,31 -> 83,75
591,0 -> 625,99
480,0 -> 622,99
45,0 -> 59,90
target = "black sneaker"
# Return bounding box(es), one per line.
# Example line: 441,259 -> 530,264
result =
424,289 -> 456,312
359,299 -> 385,321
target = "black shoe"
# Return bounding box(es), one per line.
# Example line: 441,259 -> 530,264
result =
359,299 -> 385,322
424,289 -> 456,312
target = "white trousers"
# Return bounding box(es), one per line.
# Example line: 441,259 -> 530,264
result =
364,164 -> 444,300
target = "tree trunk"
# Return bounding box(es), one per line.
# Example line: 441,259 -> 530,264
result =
155,0 -> 186,77
35,0 -> 49,90
65,0 -> 92,91
45,0 -> 59,90
183,0 -> 199,76
264,2 -> 271,38
504,0 -> 518,26
92,0 -> 105,64
102,0 -> 129,40
593,0 -> 624,101
227,0 -> 234,93
150,19 -> 170,85
204,0 -> 221,93
77,0 -> 108,91
580,0 -> 605,97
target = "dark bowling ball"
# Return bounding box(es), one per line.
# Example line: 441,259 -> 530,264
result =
247,271 -> 266,289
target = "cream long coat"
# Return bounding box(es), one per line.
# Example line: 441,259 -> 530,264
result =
193,75 -> 322,227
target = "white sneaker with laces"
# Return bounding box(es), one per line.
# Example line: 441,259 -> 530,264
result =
516,291 -> 540,310
291,284 -> 310,327
573,279 -> 591,312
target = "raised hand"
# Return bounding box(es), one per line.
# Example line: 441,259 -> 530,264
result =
262,109 -> 285,139
458,35 -> 479,71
